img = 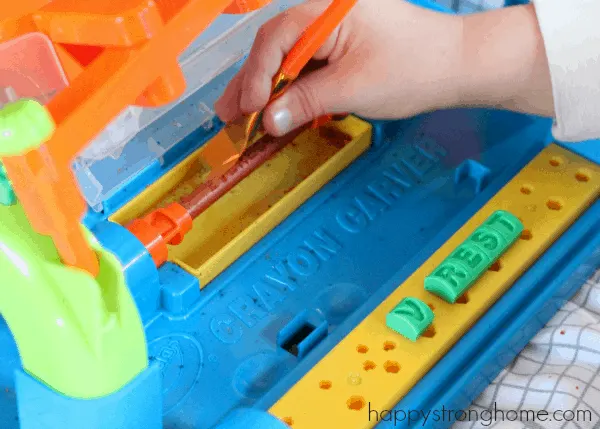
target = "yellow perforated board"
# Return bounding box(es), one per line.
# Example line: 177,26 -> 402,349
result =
269,144 -> 600,428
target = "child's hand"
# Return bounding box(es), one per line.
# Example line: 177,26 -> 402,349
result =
215,0 -> 464,136
215,0 -> 553,137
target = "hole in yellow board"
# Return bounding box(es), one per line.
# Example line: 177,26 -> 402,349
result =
363,361 -> 376,371
356,345 -> 369,354
520,185 -> 533,195
319,380 -> 332,390
575,171 -> 590,182
547,199 -> 563,211
521,229 -> 533,240
383,361 -> 400,373
383,341 -> 396,351
488,260 -> 502,272
549,157 -> 562,167
456,293 -> 469,304
347,396 -> 365,411
422,325 -> 436,338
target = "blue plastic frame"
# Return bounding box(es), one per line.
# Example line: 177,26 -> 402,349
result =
14,365 -> 163,429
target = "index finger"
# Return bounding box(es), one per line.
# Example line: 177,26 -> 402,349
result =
240,0 -> 342,113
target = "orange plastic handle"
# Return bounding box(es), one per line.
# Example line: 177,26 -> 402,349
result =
280,0 -> 357,79
223,0 -> 272,14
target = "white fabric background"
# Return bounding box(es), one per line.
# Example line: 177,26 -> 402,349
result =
453,270 -> 600,428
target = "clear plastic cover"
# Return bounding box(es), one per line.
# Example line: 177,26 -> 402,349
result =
0,32 -> 68,108
76,0 -> 302,166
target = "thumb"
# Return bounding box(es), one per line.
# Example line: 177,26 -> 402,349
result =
262,65 -> 350,136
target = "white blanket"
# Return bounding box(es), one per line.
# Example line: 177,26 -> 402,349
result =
454,270 -> 600,428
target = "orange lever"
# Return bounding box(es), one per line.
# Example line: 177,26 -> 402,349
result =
223,0 -> 272,14
280,0 -> 358,80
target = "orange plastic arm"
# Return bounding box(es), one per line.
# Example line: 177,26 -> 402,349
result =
280,0 -> 357,79
224,0 -> 272,14
31,0 -> 165,47
1,1 -> 50,22
2,153 -> 99,275
44,0 -> 234,166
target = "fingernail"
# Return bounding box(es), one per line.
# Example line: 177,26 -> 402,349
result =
272,108 -> 292,135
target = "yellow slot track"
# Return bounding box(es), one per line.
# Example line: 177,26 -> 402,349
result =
269,144 -> 600,428
111,116 -> 371,286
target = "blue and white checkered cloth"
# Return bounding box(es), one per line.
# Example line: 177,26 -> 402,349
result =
453,270 -> 600,428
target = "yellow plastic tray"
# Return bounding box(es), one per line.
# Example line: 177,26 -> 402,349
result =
111,116 -> 372,286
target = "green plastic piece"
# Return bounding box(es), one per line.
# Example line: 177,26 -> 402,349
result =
386,297 -> 434,341
0,202 -> 148,399
0,162 -> 15,205
0,99 -> 55,156
425,210 -> 523,303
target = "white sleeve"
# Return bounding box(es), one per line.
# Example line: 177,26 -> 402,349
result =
532,0 -> 600,142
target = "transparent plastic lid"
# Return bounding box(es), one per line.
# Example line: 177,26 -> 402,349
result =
74,0 -> 303,212
76,0 -> 301,164
0,32 -> 68,107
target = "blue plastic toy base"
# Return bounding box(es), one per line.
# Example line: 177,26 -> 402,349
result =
5,106 -> 599,429
14,365 -> 162,429
213,408 -> 289,429
97,106 -> 565,429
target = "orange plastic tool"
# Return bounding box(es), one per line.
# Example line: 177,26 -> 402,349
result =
229,0 -> 358,146
224,0 -> 272,14
277,0 -> 358,82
